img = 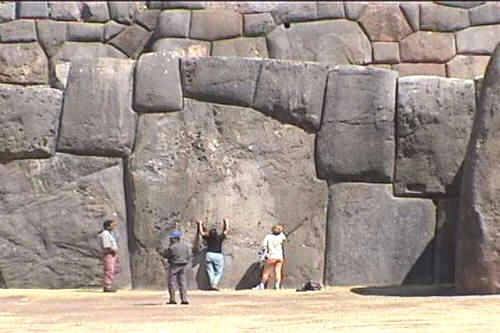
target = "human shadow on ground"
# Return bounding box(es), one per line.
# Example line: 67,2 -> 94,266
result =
235,262 -> 264,290
350,284 -> 460,297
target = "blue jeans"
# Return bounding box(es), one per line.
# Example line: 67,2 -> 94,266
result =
205,252 -> 224,287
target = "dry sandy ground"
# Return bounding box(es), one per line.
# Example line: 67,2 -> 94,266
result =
0,285 -> 499,333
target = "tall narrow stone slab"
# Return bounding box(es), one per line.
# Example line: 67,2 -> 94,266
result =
395,76 -> 476,196
58,58 -> 136,157
0,84 -> 62,160
316,66 -> 397,182
181,57 -> 261,107
456,44 -> 500,294
127,100 -> 327,289
325,183 -> 436,286
0,154 -> 131,289
252,59 -> 328,133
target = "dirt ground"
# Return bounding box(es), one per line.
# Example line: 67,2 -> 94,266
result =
0,285 -> 499,333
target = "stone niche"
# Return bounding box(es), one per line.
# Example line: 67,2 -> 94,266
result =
127,99 -> 327,289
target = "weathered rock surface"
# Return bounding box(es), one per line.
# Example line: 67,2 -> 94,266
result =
469,3 -> 500,26
399,2 -> 420,32
0,2 -> 16,23
48,1 -> 80,21
155,10 -> 190,38
80,1 -> 109,22
0,84 -> 62,160
0,42 -> 48,84
435,1 -> 485,9
267,20 -> 371,65
212,38 -> 268,58
67,22 -> 104,42
269,2 -> 317,24
190,10 -> 242,41
372,42 -> 400,64
58,58 -> 136,157
400,31 -> 456,63
127,100 -> 327,289
103,21 -> 126,42
344,2 -> 368,20
358,3 -> 412,41
181,57 -> 261,107
392,63 -> 446,77
252,59 -> 328,133
0,20 -> 37,42
316,66 -> 397,182
435,199 -> 459,284
317,2 -> 345,19
134,52 -> 182,112
149,1 -> 206,10
108,1 -> 141,25
420,3 -> 470,32
395,76 -> 476,196
325,183 -> 436,286
108,24 -> 152,58
18,1 -> 49,19
151,38 -> 211,57
36,20 -> 67,58
447,55 -> 490,79
134,9 -> 159,31
456,25 -> 500,54
456,43 -> 500,294
243,12 -> 275,36
0,154 -> 131,289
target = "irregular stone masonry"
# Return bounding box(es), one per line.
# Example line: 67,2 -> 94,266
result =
0,1 -> 498,292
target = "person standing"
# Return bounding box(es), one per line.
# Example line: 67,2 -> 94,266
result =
254,224 -> 286,290
160,230 -> 191,305
99,219 -> 119,293
197,218 -> 229,291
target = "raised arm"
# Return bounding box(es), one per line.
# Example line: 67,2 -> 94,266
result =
197,220 -> 207,236
222,218 -> 229,236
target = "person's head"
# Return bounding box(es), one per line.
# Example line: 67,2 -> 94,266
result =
208,228 -> 217,238
271,224 -> 284,235
169,230 -> 182,243
103,220 -> 117,231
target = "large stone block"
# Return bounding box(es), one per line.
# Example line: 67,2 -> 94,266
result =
344,2 -> 368,20
0,154 -> 131,289
469,3 -> 500,26
151,38 -> 211,57
181,57 -> 261,107
0,42 -> 48,84
395,76 -> 476,196
134,9 -> 159,31
316,66 -> 397,182
420,3 -> 470,32
80,1 -> 110,22
435,199 -> 459,284
358,3 -> 412,42
456,44 -> 500,294
372,42 -> 400,64
0,84 -> 62,160
243,12 -> 276,36
109,24 -> 153,58
103,21 -> 126,42
317,2 -> 345,19
67,22 -> 104,42
212,37 -> 268,58
267,20 -> 371,65
400,32 -> 456,63
18,1 -> 48,18
456,25 -> 500,55
36,20 -> 67,58
134,52 -> 182,112
155,10 -> 190,38
48,1 -> 80,21
325,183 -> 436,286
127,100 -> 327,289
392,63 -> 446,77
52,42 -> 127,65
269,2 -> 317,24
58,58 -> 137,157
399,2 -> 420,32
190,10 -> 242,41
0,2 -> 16,23
447,55 -> 490,79
108,1 -> 141,25
252,59 -> 328,133
0,20 -> 37,42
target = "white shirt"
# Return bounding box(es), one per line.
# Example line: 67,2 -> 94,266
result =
262,232 -> 286,260
100,230 -> 118,254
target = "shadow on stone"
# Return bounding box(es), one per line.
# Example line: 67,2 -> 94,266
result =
235,262 -> 264,290
350,284 -> 457,297
402,238 -> 434,285
192,249 -> 211,290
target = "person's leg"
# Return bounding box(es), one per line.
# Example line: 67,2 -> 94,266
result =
254,259 -> 276,289
103,254 -> 114,290
274,260 -> 283,289
167,266 -> 177,304
205,252 -> 215,287
211,253 -> 224,288
177,265 -> 188,304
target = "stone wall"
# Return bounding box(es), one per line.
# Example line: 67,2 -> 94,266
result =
0,1 -> 494,290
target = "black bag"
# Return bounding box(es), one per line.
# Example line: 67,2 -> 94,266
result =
296,280 -> 323,292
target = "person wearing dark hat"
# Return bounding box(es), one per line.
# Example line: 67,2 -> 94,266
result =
160,229 -> 191,305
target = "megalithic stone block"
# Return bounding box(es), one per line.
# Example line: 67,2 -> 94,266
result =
456,43 -> 500,294
58,58 -> 136,157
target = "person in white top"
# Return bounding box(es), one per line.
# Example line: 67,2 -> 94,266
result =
254,224 -> 286,290
99,219 -> 119,292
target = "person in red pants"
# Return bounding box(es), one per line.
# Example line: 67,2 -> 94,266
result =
99,219 -> 119,292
